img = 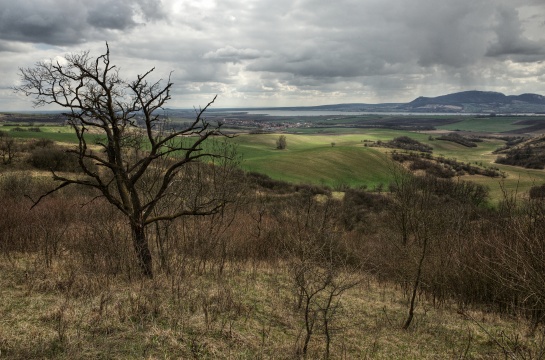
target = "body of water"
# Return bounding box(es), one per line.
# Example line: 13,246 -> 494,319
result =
226,110 -> 480,117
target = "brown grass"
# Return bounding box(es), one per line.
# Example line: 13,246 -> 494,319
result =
0,254 -> 542,359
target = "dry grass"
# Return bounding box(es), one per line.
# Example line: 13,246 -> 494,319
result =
0,255 -> 541,359
1,162 -> 544,359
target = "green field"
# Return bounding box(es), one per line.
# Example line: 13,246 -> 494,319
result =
233,132 -> 398,188
2,125 -> 82,143
233,131 -> 545,199
232,131 -> 430,183
436,116 -> 534,132
5,123 -> 545,200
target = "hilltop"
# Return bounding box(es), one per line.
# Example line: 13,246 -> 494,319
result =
400,90 -> 545,113
207,90 -> 545,114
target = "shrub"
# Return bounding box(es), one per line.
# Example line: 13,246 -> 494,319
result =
384,136 -> 433,153
29,146 -> 96,173
33,138 -> 54,148
495,147 -> 545,169
276,135 -> 287,150
436,133 -> 479,147
0,133 -> 18,165
529,184 -> 545,199
0,172 -> 34,197
246,171 -> 294,193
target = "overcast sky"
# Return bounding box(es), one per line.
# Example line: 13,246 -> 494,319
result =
1,0 -> 545,110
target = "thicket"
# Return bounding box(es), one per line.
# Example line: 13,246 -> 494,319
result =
10,126 -> 42,132
436,132 -> 481,147
392,151 -> 503,178
496,146 -> 545,169
0,135 -> 98,172
0,166 -> 540,308
378,136 -> 433,153
28,143 -> 95,173
529,183 -> 545,199
493,136 -> 527,153
0,131 -> 17,165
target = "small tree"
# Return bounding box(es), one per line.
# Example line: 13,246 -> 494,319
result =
0,133 -> 17,165
15,44 -> 238,278
279,194 -> 359,358
276,135 -> 287,150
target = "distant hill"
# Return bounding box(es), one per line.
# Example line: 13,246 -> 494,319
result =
399,91 -> 545,113
208,90 -> 545,114
212,103 -> 404,112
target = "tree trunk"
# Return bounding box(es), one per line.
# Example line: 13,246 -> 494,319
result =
132,222 -> 153,278
403,236 -> 427,330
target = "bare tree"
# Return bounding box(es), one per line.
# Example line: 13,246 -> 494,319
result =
280,193 -> 359,358
388,169 -> 435,330
15,44 -> 238,278
0,132 -> 17,165
388,166 -> 451,329
484,192 -> 545,333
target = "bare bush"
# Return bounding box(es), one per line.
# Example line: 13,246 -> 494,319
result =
274,193 -> 360,358
0,134 -> 17,165
482,193 -> 545,332
384,166 -> 486,328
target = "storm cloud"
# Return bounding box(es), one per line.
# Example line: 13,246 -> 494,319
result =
2,0 -> 545,110
0,0 -> 165,45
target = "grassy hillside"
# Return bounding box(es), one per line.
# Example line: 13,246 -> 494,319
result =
1,257 -> 539,359
1,170 -> 544,359
233,132 -> 545,199
4,124 -> 545,199
2,125 -> 99,143
233,133 -> 392,188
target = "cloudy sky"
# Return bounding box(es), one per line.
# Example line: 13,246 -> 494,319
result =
1,0 -> 545,110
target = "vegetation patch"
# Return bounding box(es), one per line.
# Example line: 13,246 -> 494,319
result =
529,183 -> 545,199
375,135 -> 433,153
392,151 -> 503,178
496,148 -> 545,169
436,132 -> 482,147
494,135 -> 545,169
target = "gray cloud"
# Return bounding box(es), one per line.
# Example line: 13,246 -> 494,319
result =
2,0 -> 545,109
0,0 -> 166,45
87,1 -> 140,30
203,46 -> 265,63
486,6 -> 545,60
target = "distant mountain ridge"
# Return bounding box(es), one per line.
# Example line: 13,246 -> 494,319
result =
211,90 -> 545,114
400,90 -> 545,113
